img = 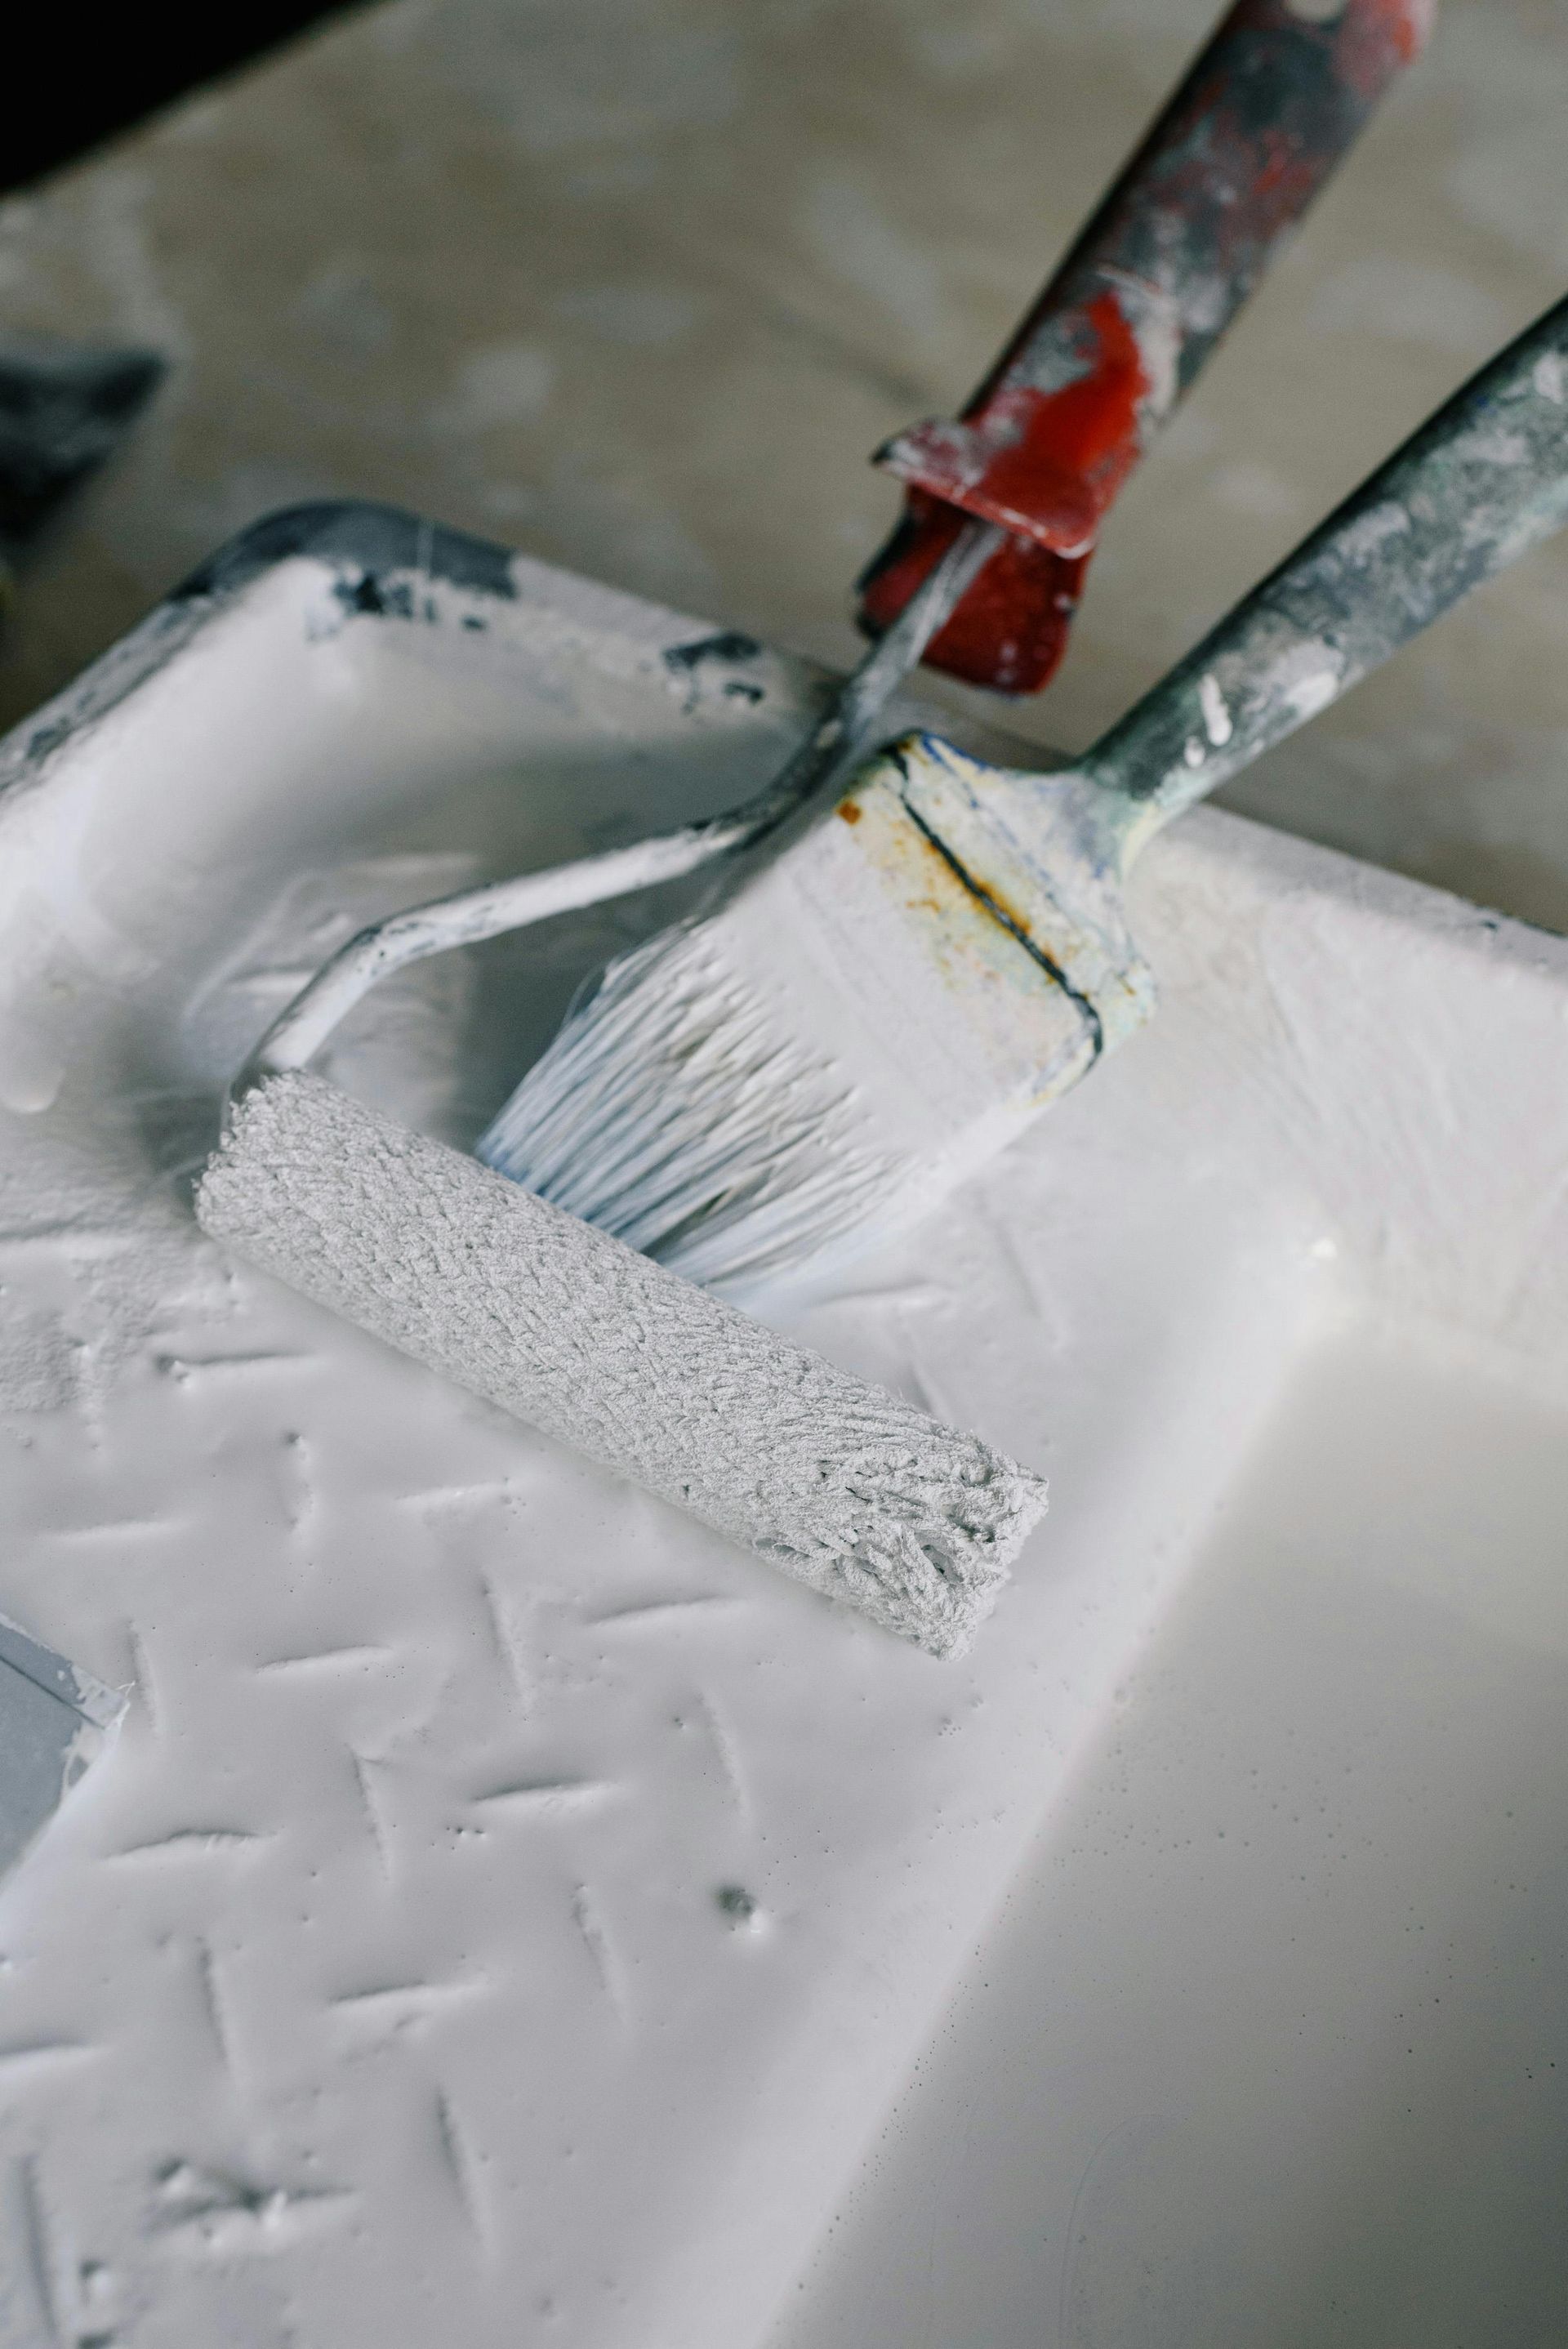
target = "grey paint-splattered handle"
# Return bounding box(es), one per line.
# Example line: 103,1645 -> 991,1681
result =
1087,293 -> 1568,840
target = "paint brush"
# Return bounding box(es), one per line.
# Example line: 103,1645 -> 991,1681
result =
471,292 -> 1568,1299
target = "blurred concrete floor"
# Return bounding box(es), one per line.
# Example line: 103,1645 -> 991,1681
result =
3,0 -> 1568,926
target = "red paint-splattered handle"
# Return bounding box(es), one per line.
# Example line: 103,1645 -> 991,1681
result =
858,0 -> 1433,693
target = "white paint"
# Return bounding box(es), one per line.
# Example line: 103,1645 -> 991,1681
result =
0,548 -> 1563,2346
482,919 -> 908,1288
1283,662 -> 1342,721
1533,348 -> 1568,404
1197,671 -> 1232,745
1326,497 -> 1412,564
775,1326 -> 1568,2348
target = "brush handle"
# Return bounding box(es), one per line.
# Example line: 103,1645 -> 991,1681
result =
1088,292 -> 1568,846
859,0 -> 1433,693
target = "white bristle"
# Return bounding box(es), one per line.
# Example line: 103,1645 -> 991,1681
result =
479,923 -> 905,1294
477,738 -> 1116,1300
197,1072 -> 1046,1658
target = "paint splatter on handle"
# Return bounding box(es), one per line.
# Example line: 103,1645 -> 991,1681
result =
1091,290 -> 1568,842
858,0 -> 1434,693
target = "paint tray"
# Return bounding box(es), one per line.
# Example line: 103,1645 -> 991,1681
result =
0,502 -> 1564,2347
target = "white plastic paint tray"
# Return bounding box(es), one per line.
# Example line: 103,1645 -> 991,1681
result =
0,503 -> 1565,2347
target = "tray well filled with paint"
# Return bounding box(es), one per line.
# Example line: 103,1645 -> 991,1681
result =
0,507 -> 1564,2347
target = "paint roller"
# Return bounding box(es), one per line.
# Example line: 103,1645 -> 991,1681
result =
201,296 -> 1568,1661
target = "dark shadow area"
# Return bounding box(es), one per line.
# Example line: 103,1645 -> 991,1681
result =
0,341 -> 163,554
2,6 -> 356,195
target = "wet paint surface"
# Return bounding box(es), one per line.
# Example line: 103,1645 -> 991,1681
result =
0,546 -> 1564,2346
776,1326 -> 1568,2349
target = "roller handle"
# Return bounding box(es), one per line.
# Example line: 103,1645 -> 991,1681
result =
858,0 -> 1434,693
1089,292 -> 1568,841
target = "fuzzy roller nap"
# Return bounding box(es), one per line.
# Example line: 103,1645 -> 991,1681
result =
197,1073 -> 1046,1659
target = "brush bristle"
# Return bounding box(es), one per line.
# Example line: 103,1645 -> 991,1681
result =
476,731 -> 1116,1296
197,1072 -> 1047,1658
479,923 -> 902,1295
